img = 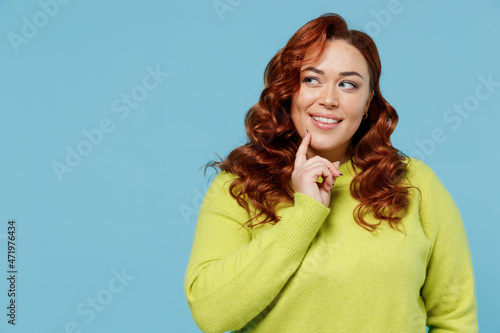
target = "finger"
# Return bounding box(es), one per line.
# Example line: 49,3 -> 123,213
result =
305,162 -> 334,192
321,162 -> 337,191
304,156 -> 341,177
323,172 -> 335,192
330,160 -> 342,177
323,178 -> 331,192
326,161 -> 342,190
294,129 -> 311,168
303,156 -> 334,168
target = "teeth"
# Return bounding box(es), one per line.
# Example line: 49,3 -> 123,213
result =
312,116 -> 339,124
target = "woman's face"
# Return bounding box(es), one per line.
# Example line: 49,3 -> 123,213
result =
291,39 -> 373,163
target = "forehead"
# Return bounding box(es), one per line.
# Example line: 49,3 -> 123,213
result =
301,39 -> 369,76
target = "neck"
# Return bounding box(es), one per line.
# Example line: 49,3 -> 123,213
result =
306,146 -> 352,165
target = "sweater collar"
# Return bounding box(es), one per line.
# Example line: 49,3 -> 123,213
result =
334,158 -> 360,188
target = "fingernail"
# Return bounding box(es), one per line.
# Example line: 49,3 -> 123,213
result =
305,129 -> 309,134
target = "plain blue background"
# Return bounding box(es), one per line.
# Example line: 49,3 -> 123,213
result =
1,0 -> 499,332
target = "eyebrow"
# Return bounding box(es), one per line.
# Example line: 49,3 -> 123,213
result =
301,67 -> 364,79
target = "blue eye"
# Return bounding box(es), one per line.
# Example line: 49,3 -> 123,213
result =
340,81 -> 358,89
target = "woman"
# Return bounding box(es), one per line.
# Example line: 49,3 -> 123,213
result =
184,13 -> 477,332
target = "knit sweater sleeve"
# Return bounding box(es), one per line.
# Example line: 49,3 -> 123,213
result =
184,171 -> 330,333
419,168 -> 478,332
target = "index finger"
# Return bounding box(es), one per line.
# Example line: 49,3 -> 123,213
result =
294,129 -> 310,167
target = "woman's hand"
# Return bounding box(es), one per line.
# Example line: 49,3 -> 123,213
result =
292,130 -> 342,207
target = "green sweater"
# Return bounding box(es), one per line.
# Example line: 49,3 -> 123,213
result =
184,158 -> 478,332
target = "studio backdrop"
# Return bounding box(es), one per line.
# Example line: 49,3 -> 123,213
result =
0,0 -> 499,332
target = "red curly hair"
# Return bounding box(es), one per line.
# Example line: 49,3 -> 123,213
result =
206,13 -> 413,232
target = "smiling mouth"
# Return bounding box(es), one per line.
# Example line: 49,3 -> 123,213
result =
311,116 -> 342,124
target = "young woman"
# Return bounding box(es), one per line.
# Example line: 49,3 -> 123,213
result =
184,13 -> 478,332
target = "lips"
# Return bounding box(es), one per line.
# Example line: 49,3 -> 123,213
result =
311,116 -> 340,124
310,115 -> 342,130
309,113 -> 343,130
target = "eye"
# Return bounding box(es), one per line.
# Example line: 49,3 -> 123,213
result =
339,81 -> 358,90
301,76 -> 321,86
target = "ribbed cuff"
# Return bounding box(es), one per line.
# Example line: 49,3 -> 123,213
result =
274,192 -> 330,260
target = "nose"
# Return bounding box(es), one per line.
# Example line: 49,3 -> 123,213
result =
318,84 -> 338,108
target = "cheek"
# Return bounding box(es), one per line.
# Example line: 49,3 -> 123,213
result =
291,91 -> 315,117
290,102 -> 302,131
344,97 -> 369,119
290,94 -> 306,123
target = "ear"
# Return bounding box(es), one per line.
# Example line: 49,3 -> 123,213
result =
365,91 -> 374,112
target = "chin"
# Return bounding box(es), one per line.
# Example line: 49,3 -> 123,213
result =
310,138 -> 337,151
